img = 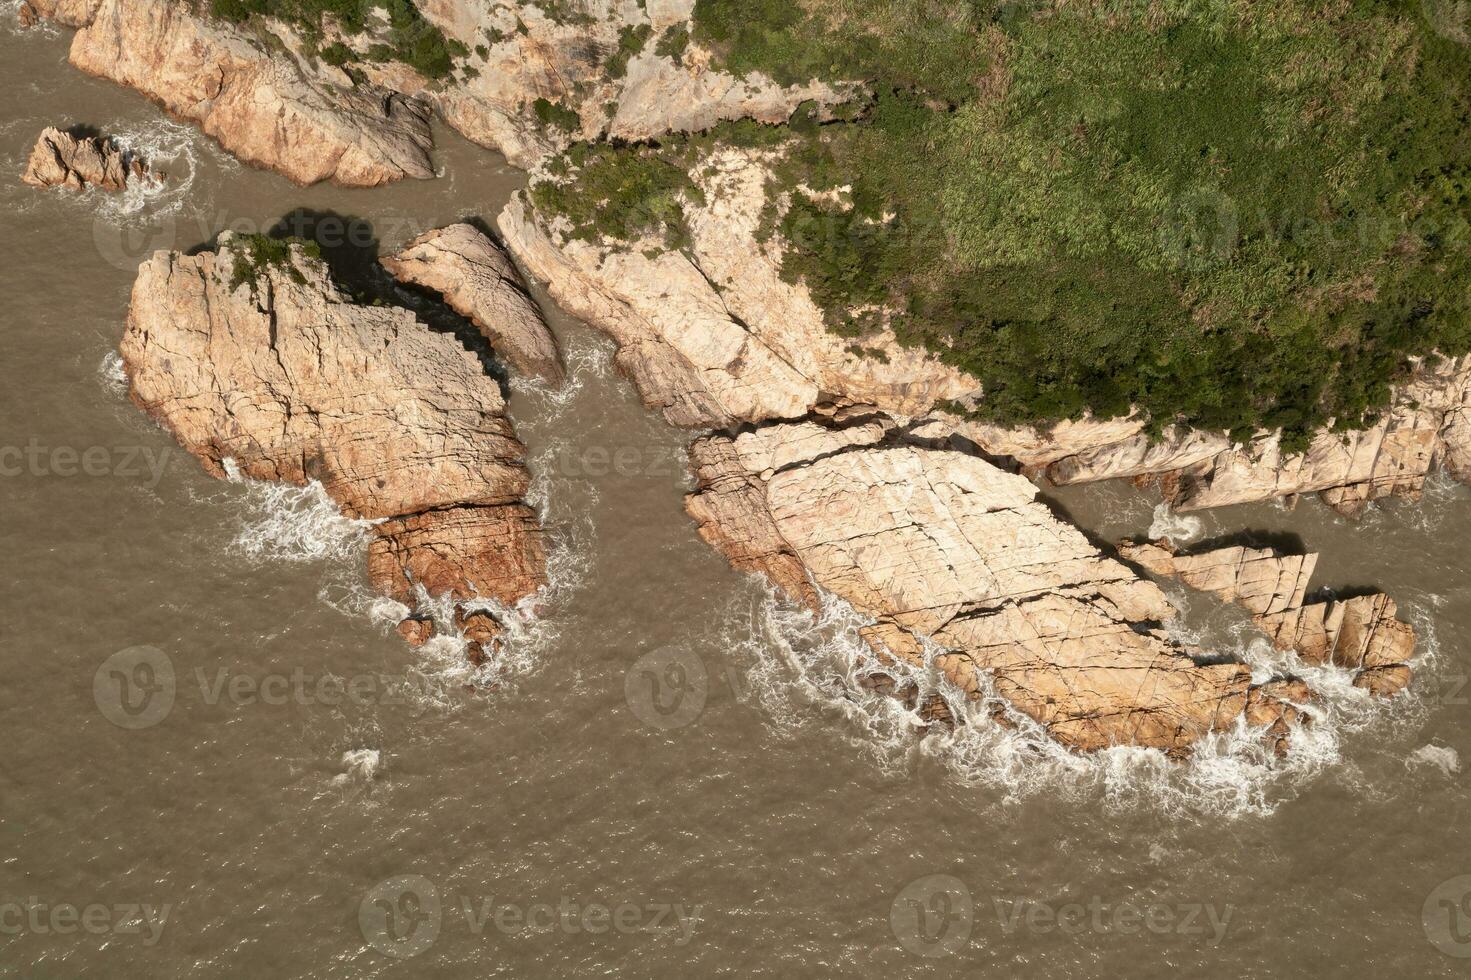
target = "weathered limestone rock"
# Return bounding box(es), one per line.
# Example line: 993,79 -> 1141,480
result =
121,232 -> 547,653
381,223 -> 564,383
1117,542 -> 1317,617
1120,539 -> 1415,697
61,0 -> 434,187
20,126 -> 151,191
418,0 -> 854,169
501,149 -> 975,427
687,418 -> 1309,755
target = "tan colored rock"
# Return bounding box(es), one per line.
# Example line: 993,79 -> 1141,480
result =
61,0 -> 434,187
21,126 -> 150,191
396,617 -> 434,647
22,0 -> 98,27
1117,541 -> 1316,617
501,149 -> 975,427
381,223 -> 564,383
419,0 -> 854,169
368,505 -> 546,607
1125,539 -> 1415,697
687,419 -> 1307,754
121,232 -> 547,639
454,608 -> 504,665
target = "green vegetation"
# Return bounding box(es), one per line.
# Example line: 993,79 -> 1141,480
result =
539,1 -> 1471,449
606,23 -> 653,80
532,97 -> 582,133
530,142 -> 710,250
226,234 -> 321,292
209,0 -> 467,80
655,23 -> 689,64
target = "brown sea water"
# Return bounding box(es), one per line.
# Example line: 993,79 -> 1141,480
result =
2,14 -> 1470,977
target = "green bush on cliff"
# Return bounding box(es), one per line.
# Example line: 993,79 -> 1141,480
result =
209,0 -> 466,80
227,234 -> 322,292
543,0 -> 1471,450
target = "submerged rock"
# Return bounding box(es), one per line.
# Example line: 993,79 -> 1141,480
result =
687,417 -> 1310,755
381,223 -> 564,383
1118,539 -> 1415,697
21,126 -> 151,191
120,232 -> 547,655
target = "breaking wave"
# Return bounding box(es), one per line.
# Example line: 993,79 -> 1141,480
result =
721,577 -> 1429,819
222,460 -> 375,564
1147,501 -> 1204,543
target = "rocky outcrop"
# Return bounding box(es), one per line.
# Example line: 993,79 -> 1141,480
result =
20,126 -> 152,191
59,0 -> 434,186
501,148 -> 975,427
1118,539 -> 1415,697
417,0 -> 851,168
1038,354 -> 1471,516
686,416 -> 1311,755
120,232 -> 547,654
381,223 -> 564,383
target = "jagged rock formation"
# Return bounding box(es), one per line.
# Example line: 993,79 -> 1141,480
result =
56,0 -> 435,186
381,223 -> 564,383
20,126 -> 151,191
686,414 -> 1311,755
1118,540 -> 1414,697
120,232 -> 547,653
501,149 -> 976,427
32,0 -> 844,183
418,0 -> 852,168
503,144 -> 1471,518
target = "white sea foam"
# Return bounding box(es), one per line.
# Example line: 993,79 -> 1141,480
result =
721,577 -> 1426,818
1147,501 -> 1204,543
331,748 -> 382,785
98,350 -> 127,392
1407,744 -> 1460,776
222,460 -> 375,564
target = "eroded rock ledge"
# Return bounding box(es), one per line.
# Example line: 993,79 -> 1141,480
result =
1118,540 -> 1415,698
381,223 -> 564,383
121,232 -> 547,658
21,125 -> 153,191
685,412 -> 1310,756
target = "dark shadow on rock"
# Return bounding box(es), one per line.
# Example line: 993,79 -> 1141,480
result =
187,209 -> 510,396
1178,529 -> 1307,556
1304,584 -> 1386,604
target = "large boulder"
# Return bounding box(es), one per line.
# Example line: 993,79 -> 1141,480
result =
1119,539 -> 1415,697
381,223 -> 564,383
686,417 -> 1310,755
120,232 -> 547,648
21,126 -> 150,191
65,0 -> 434,187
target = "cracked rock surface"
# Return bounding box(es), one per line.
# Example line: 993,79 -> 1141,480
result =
381,223 -> 564,383
21,125 -> 150,191
687,416 -> 1309,754
120,232 -> 547,644
1119,539 -> 1414,697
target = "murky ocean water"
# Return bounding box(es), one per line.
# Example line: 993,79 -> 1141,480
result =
2,16 -> 1469,977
